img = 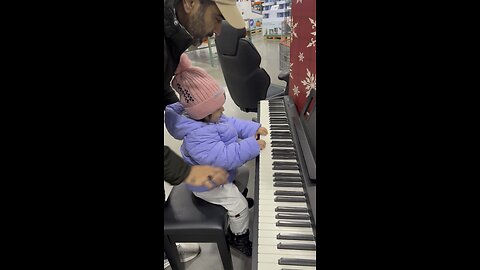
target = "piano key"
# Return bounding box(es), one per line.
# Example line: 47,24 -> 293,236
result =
273,161 -> 299,166
276,220 -> 311,227
273,182 -> 303,187
271,135 -> 293,139
273,172 -> 302,178
275,213 -> 310,220
258,230 -> 314,241
270,125 -> 291,130
271,141 -> 294,145
273,177 -> 302,182
275,206 -> 309,213
277,233 -> 315,241
273,166 -> 300,171
258,209 -> 308,219
274,196 -> 306,203
259,199 -> 308,207
278,258 -> 316,267
274,190 -> 305,196
258,245 -> 316,256
257,262 -> 316,270
259,185 -> 304,192
270,131 -> 291,134
258,221 -> 314,233
258,238 -> 315,248
277,242 -> 316,251
257,254 -> 316,264
272,156 -> 298,160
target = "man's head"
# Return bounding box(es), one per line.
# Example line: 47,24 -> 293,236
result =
175,0 -> 244,47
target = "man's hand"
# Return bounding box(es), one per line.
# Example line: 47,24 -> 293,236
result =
184,165 -> 229,190
256,127 -> 268,136
257,139 -> 266,150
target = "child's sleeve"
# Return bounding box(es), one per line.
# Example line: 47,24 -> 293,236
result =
224,116 -> 261,139
185,132 -> 260,171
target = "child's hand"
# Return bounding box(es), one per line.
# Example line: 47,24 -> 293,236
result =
256,127 -> 268,136
257,139 -> 266,150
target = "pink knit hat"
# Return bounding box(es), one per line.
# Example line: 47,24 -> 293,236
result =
172,54 -> 225,120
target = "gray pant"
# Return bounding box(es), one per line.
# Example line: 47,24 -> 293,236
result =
193,165 -> 250,235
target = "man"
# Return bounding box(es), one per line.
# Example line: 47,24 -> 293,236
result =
163,0 -> 245,268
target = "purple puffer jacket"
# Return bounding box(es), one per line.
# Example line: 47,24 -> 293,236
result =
165,102 -> 261,192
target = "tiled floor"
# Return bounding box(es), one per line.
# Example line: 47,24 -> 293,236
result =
164,33 -> 285,270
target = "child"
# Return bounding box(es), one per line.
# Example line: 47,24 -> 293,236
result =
165,53 -> 268,257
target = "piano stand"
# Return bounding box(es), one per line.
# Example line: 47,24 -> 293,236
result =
164,183 -> 233,270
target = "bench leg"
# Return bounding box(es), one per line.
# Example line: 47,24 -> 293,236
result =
216,233 -> 233,270
164,236 -> 184,270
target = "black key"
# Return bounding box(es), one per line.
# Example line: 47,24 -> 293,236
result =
273,161 -> 299,166
271,141 -> 294,146
270,126 -> 290,131
272,153 -> 296,157
272,156 -> 298,160
275,213 -> 310,220
269,112 -> 286,116
273,182 -> 303,187
268,99 -> 284,104
274,196 -> 306,202
271,131 -> 291,135
274,172 -> 302,177
273,177 -> 302,182
276,220 -> 311,227
273,165 -> 300,170
277,243 -> 316,251
278,258 -> 316,266
275,206 -> 309,213
270,121 -> 288,125
272,149 -> 296,153
277,233 -> 315,241
274,190 -> 305,196
271,135 -> 293,139
270,124 -> 289,127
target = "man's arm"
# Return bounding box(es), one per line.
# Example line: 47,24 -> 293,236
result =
164,145 -> 230,188
164,145 -> 191,185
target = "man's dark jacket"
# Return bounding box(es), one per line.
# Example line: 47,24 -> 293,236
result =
163,0 -> 194,185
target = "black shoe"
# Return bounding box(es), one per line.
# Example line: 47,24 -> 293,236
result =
246,198 -> 254,209
242,188 -> 254,209
227,228 -> 252,257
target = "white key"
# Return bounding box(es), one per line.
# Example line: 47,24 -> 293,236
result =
258,222 -> 314,233
258,244 -> 316,256
257,262 -> 316,270
257,253 -> 316,264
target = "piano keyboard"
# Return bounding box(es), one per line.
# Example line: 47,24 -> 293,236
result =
253,99 -> 316,270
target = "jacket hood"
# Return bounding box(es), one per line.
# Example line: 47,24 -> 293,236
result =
165,102 -> 208,140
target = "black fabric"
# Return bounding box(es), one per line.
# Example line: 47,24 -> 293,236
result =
215,21 -> 286,112
163,0 -> 194,185
226,228 -> 252,257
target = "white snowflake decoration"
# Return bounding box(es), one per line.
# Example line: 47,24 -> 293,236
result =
290,16 -> 298,40
289,62 -> 293,79
306,18 -> 316,50
298,52 -> 304,62
292,85 -> 300,96
301,68 -> 316,97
